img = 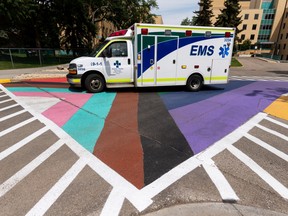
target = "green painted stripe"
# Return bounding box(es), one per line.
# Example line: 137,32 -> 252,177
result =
204,76 -> 228,81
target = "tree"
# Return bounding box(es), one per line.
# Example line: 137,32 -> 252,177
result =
193,0 -> 214,26
214,0 -> 242,40
181,17 -> 197,26
239,39 -> 251,51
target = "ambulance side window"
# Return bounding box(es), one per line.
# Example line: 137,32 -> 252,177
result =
101,41 -> 128,58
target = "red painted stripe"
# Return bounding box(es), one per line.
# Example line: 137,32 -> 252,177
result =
93,93 -> 144,189
25,77 -> 67,83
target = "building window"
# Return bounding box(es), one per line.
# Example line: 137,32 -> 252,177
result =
254,14 -> 259,20
265,14 -> 275,20
243,24 -> 247,30
260,25 -> 272,30
286,12 -> 288,18
241,34 -> 245,40
286,55 -> 288,61
252,24 -> 257,30
281,34 -> 283,40
244,14 -> 249,20
286,33 -> 288,39
283,23 -> 286,29
250,34 -> 255,40
284,44 -> 286,50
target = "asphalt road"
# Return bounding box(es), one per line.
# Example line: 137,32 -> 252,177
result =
0,57 -> 288,215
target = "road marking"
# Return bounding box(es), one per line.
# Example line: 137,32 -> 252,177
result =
245,133 -> 288,162
227,145 -> 288,199
0,140 -> 64,197
0,98 -> 13,104
0,103 -> 19,112
26,157 -> 87,216
265,116 -> 288,129
202,159 -> 239,202
0,126 -> 49,160
101,188 -> 125,216
0,109 -> 26,122
0,94 -> 9,98
256,124 -> 288,141
0,117 -> 36,137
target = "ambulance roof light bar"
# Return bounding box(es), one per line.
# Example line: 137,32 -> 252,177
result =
109,29 -> 128,37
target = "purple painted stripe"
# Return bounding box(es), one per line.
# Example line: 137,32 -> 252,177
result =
170,81 -> 288,154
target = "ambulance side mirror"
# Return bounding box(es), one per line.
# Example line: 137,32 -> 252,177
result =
148,45 -> 151,50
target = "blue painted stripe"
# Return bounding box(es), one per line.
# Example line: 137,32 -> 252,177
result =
62,92 -> 116,152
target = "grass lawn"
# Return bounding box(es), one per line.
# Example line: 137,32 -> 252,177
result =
231,58 -> 242,67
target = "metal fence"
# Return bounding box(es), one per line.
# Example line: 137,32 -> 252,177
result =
0,48 -> 89,70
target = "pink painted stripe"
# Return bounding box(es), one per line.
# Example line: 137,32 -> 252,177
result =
13,92 -> 92,127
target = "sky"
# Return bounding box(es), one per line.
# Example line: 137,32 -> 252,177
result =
151,0 -> 199,25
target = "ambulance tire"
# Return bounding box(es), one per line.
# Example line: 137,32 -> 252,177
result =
85,74 -> 105,93
186,74 -> 203,92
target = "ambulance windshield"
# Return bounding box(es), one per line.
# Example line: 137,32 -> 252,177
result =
90,40 -> 109,57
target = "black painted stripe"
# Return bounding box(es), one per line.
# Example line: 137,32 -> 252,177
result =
138,92 -> 194,185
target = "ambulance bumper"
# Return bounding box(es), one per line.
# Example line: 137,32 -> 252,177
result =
66,74 -> 82,86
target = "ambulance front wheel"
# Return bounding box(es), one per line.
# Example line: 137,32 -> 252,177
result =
85,74 -> 105,93
186,75 -> 203,92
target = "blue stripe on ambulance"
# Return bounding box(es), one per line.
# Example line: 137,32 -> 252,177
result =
137,35 -> 226,78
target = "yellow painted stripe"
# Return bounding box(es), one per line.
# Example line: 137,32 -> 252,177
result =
204,76 -> 228,81
137,24 -> 234,33
107,79 -> 132,83
264,95 -> 288,121
0,79 -> 11,83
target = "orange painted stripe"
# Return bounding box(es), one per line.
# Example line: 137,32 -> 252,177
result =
264,95 -> 288,121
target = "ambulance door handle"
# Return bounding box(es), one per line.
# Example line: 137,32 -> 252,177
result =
128,58 -> 131,65
173,60 -> 176,64
150,59 -> 154,65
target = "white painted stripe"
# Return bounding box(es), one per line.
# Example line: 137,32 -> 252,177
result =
26,157 -> 87,216
0,117 -> 35,137
101,188 -> 125,216
227,145 -> 288,199
265,116 -> 288,129
0,98 -> 13,104
0,103 -> 19,112
256,124 -> 288,141
0,109 -> 26,122
0,126 -> 49,160
202,159 -> 239,202
245,133 -> 288,162
0,94 -> 8,98
0,140 -> 64,197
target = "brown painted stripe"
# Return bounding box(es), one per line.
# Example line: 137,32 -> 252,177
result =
93,92 -> 144,189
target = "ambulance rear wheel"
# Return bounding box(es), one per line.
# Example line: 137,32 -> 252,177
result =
85,74 -> 105,93
186,75 -> 203,92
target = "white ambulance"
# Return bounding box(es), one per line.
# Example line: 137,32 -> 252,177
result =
67,23 -> 235,93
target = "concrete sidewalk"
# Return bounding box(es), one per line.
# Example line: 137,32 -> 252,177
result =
0,64 -> 68,82
145,203 -> 288,216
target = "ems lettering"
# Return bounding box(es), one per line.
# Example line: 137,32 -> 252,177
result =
190,45 -> 214,56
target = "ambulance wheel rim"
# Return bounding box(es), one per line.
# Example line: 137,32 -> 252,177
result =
187,75 -> 203,92
85,74 -> 105,93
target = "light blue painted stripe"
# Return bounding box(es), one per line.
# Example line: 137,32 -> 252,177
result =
62,92 -> 116,152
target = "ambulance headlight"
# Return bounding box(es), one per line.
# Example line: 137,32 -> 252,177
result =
68,63 -> 77,75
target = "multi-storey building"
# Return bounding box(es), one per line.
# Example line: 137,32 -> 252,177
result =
210,0 -> 288,60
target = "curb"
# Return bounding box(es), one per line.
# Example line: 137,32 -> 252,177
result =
143,203 -> 288,216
